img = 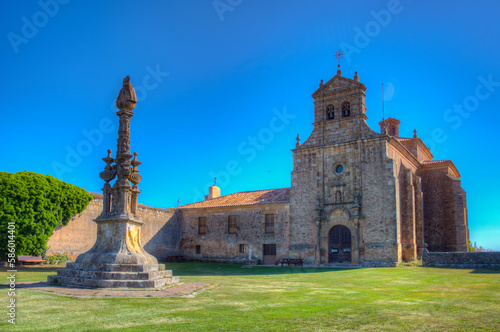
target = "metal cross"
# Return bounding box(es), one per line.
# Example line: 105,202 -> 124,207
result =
334,49 -> 345,68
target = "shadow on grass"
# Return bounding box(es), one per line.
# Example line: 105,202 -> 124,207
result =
469,268 -> 500,274
0,281 -> 54,289
0,265 -> 64,274
162,262 -> 357,277
420,266 -> 500,274
1,262 -> 358,279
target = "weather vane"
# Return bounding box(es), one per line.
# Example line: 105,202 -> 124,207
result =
334,49 -> 345,68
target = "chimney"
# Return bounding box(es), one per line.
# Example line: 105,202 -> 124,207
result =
378,117 -> 401,137
204,178 -> 221,200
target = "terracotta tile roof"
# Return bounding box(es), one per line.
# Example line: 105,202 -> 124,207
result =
179,188 -> 291,209
422,160 -> 452,165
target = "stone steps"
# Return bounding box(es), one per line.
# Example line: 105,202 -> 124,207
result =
48,275 -> 179,288
48,263 -> 178,288
55,268 -> 172,280
65,263 -> 166,272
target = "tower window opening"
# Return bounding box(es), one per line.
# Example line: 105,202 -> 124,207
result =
326,104 -> 335,120
342,102 -> 350,117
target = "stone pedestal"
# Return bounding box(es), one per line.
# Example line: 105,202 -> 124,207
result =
48,219 -> 178,288
48,76 -> 177,288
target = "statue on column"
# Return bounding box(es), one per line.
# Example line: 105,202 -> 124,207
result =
116,76 -> 137,110
48,76 -> 177,288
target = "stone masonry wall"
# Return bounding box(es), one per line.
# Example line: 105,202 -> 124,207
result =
423,250 -> 500,268
289,147 -> 320,263
358,139 -> 400,264
180,204 -> 290,264
47,194 -> 181,259
421,167 -> 468,252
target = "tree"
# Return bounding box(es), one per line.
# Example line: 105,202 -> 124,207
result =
0,171 -> 93,261
468,240 -> 495,253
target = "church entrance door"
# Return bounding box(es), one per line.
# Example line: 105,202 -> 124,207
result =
328,225 -> 351,263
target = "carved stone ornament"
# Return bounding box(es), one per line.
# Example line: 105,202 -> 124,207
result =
48,76 -> 177,288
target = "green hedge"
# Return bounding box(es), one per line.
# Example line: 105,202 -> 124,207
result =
0,171 -> 92,261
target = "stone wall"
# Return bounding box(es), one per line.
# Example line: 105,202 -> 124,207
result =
387,141 -> 426,261
359,139 -> 400,265
421,167 -> 468,252
180,203 -> 290,264
422,250 -> 500,268
47,193 -> 181,259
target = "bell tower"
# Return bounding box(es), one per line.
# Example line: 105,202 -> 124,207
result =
298,69 -> 378,149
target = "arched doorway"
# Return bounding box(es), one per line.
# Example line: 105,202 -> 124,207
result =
328,225 -> 351,263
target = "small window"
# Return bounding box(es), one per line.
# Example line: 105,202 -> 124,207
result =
335,165 -> 343,173
265,214 -> 275,234
195,245 -> 201,254
239,244 -> 245,254
342,102 -> 350,117
326,104 -> 334,120
228,215 -> 238,234
392,126 -> 396,136
198,217 -> 207,234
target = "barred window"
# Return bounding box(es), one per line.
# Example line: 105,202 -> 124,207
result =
198,217 -> 207,234
195,245 -> 201,254
265,214 -> 275,234
228,215 -> 238,234
239,244 -> 245,254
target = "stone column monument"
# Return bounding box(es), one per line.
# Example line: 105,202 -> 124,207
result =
48,77 -> 177,288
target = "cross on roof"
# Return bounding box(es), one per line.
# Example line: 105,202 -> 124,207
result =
334,49 -> 345,68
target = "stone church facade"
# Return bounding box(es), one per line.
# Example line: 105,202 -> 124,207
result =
49,69 -> 469,266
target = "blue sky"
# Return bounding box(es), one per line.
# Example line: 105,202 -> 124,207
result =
2,0 -> 499,250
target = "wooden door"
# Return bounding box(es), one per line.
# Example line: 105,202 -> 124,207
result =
328,225 -> 351,263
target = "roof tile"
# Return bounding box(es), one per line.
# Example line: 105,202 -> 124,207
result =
179,188 -> 290,209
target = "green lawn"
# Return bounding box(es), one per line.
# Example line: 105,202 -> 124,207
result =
1,263 -> 499,331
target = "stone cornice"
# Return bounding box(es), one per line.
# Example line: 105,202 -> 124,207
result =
313,87 -> 366,100
312,75 -> 367,98
422,161 -> 461,178
292,135 -> 386,153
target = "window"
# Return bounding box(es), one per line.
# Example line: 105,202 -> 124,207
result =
195,245 -> 201,254
239,244 -> 245,254
198,217 -> 207,234
228,215 -> 238,234
392,126 -> 396,136
265,214 -> 275,234
326,104 -> 334,120
335,164 -> 343,173
263,244 -> 276,255
342,102 -> 350,117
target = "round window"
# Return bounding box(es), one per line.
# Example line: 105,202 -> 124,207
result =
335,165 -> 343,173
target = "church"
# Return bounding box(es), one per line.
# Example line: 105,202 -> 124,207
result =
49,68 -> 469,266
176,67 -> 469,266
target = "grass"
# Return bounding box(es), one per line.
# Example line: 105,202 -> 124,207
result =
0,263 -> 499,331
